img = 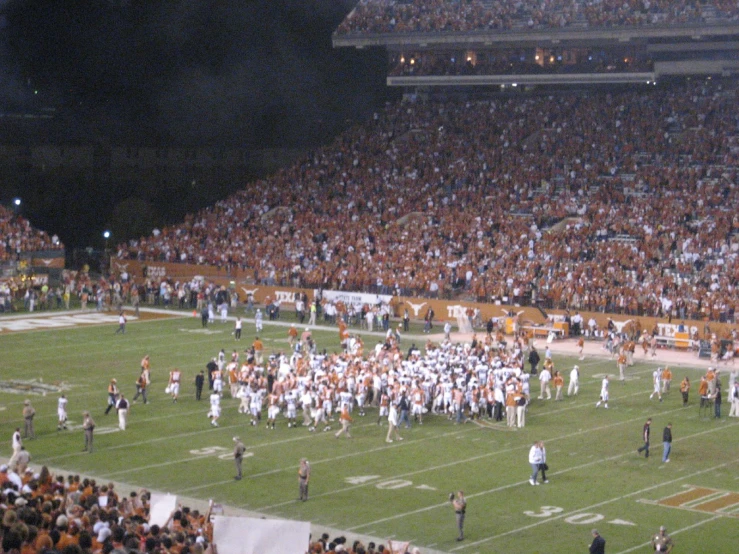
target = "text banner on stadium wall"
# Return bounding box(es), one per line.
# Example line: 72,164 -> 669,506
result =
212,515 -> 309,554
317,289 -> 393,308
110,260 -> 738,336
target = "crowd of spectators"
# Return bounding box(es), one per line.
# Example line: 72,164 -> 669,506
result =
0,463 -> 421,554
0,465 -> 217,554
118,79 -> 739,323
336,0 -> 739,36
0,206 -> 62,263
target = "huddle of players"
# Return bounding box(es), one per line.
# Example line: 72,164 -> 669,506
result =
202,337 -> 554,431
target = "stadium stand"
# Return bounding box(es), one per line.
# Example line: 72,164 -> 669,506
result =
0,464 -> 403,553
0,206 -> 62,263
118,78 -> 739,323
335,0 -> 739,35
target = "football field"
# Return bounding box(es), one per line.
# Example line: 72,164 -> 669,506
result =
1,309 -> 737,553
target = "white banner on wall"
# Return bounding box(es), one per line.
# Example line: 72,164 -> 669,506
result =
149,493 -> 178,528
316,289 -> 393,309
212,516 -> 310,554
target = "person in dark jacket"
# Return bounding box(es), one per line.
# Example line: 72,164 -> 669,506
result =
528,348 -> 540,375
662,423 -> 672,463
589,529 -> 605,554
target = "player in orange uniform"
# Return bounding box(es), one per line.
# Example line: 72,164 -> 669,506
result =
334,403 -> 353,439
553,371 -> 565,401
680,376 -> 690,406
617,350 -> 627,382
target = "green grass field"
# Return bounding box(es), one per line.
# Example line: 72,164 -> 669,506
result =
1,310 -> 737,553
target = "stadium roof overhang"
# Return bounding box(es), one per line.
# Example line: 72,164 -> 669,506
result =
333,22 -> 739,50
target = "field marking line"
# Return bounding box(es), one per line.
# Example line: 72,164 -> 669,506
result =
347,419 -> 738,534
613,514 -> 722,554
259,406 -> 691,514
115,425 -> 473,484
450,456 -> 737,552
0,311 -> 188,341
38,414 -> 419,465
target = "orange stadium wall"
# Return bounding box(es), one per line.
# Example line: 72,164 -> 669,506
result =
544,309 -> 738,340
110,260 -> 737,337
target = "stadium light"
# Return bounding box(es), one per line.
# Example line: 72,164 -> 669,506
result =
13,198 -> 21,207
103,230 -> 111,240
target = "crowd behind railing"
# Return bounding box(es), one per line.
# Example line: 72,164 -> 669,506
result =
335,0 -> 739,36
114,79 -> 739,323
0,206 -> 62,263
0,465 -> 391,553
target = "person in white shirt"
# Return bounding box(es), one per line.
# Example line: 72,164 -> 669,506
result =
116,394 -> 129,431
728,382 -> 739,417
528,441 -> 544,485
285,389 -> 298,427
9,428 -> 22,468
57,395 -> 68,431
208,392 -> 221,426
596,376 -> 610,408
386,402 -> 403,443
234,317 -> 242,340
301,390 -> 313,427
255,309 -> 263,332
169,368 -> 182,402
568,366 -> 580,397
538,367 -> 552,400
650,369 -> 663,402
444,321 -> 452,340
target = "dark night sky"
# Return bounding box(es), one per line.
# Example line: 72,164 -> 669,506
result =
0,0 -> 391,250
1,0 -> 387,147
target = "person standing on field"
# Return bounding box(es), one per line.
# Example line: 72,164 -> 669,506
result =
451,490 -> 466,542
116,394 -> 129,431
589,529 -> 605,554
529,441 -> 544,485
680,376 -> 690,407
195,371 -> 205,400
335,403 -> 353,439
233,436 -> 246,480
386,402 -> 403,443
568,365 -> 580,396
57,394 -> 68,431
22,400 -> 36,439
651,525 -> 673,552
298,458 -> 311,501
105,379 -> 119,415
82,412 -> 95,453
595,375 -> 609,408
9,428 -> 22,469
168,368 -> 182,403
637,418 -> 651,458
662,423 -> 672,463
115,311 -> 127,334
234,317 -> 242,340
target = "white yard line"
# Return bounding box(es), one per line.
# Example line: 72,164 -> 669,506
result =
175,427 -> 472,492
450,458 -> 735,552
612,515 -> 722,554
347,420 -> 737,534
258,406 -> 689,514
